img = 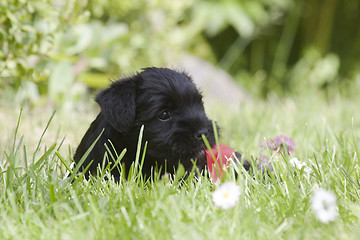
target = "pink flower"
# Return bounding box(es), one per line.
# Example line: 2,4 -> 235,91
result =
261,135 -> 295,155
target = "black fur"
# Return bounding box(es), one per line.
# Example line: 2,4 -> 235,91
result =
74,67 -> 220,179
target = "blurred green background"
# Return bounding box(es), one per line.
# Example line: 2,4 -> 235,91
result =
1,0 -> 360,104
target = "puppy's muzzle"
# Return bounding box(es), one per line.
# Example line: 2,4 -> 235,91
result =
195,129 -> 209,140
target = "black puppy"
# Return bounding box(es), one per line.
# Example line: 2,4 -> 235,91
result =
74,67 -> 245,180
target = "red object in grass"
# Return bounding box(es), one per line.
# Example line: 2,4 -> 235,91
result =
205,143 -> 235,182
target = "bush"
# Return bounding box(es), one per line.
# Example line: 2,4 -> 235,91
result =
0,0 -> 88,103
2,0 -> 360,102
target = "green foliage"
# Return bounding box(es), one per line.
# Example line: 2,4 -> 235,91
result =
0,0 -> 88,102
208,0 -> 360,97
56,0 -> 296,90
2,0 -> 360,102
69,0 -> 197,87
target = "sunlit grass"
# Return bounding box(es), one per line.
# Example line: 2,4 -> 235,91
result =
1,93 -> 360,239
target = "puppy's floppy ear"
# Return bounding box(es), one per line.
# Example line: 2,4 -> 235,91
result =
96,77 -> 138,133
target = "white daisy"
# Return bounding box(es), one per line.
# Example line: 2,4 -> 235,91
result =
212,181 -> 241,209
311,188 -> 338,223
289,157 -> 312,174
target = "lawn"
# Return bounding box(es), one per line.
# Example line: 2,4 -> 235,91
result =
1,93 -> 360,239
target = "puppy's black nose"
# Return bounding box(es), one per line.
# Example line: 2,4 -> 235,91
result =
195,129 -> 209,140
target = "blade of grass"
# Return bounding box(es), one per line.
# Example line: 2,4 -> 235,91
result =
32,110 -> 56,164
11,108 -> 22,155
68,129 -> 104,182
134,125 -> 145,172
56,152 -> 73,174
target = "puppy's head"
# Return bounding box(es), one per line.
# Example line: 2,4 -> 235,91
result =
96,67 -> 216,172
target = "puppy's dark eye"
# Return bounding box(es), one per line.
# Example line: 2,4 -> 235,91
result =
159,111 -> 171,121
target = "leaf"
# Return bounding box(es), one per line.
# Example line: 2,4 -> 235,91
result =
65,24 -> 93,55
79,72 -> 109,88
48,61 -> 74,101
204,3 -> 228,36
225,2 -> 255,37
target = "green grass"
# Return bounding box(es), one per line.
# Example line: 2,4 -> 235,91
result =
1,93 -> 360,239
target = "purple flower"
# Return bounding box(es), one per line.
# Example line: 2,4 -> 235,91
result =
261,135 -> 295,155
